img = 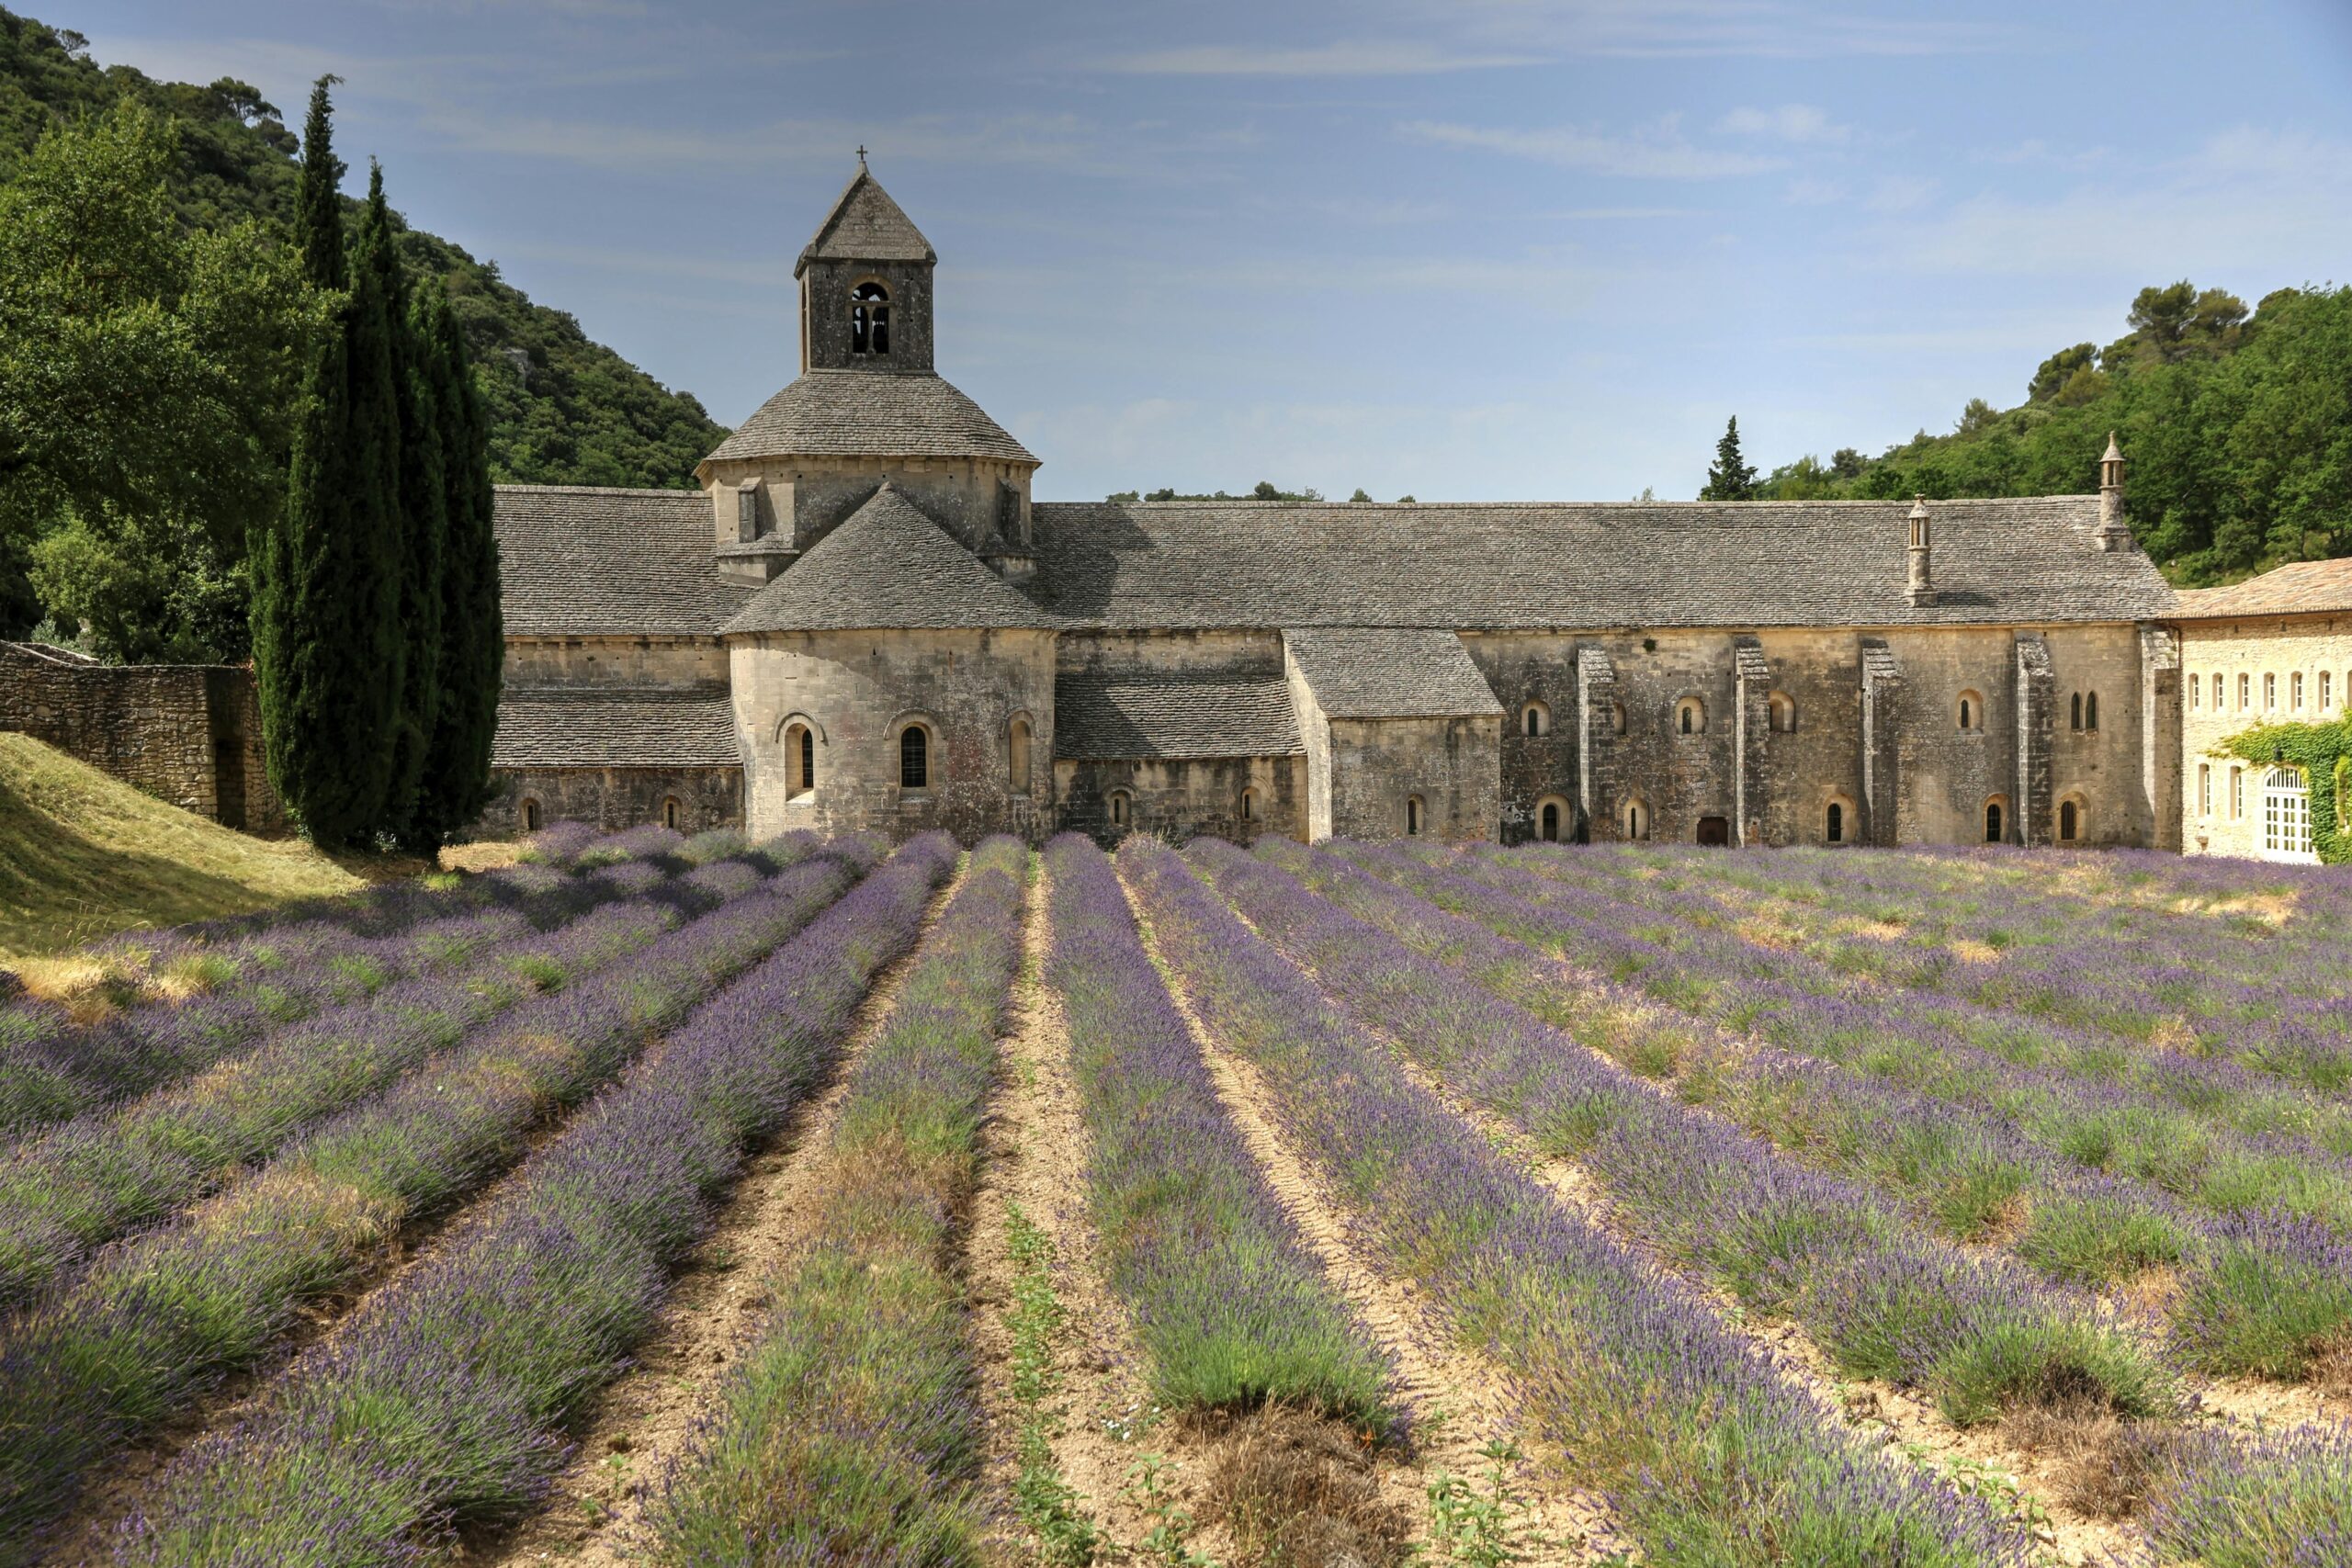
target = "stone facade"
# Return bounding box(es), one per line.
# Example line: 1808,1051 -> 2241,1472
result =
483,166 -> 2213,855
2174,563 -> 2352,861
0,642 -> 281,829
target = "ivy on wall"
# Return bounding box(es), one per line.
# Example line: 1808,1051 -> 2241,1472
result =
2217,719 -> 2352,864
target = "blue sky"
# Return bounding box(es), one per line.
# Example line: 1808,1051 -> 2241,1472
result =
67,0 -> 2352,502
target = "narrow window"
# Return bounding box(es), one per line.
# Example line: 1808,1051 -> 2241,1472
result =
2086,691 -> 2098,730
1623,799 -> 1648,840
1957,691 -> 1983,731
1109,789 -> 1130,828
1769,692 -> 1795,733
1676,696 -> 1705,734
662,796 -> 682,830
800,725 -> 815,792
2323,671 -> 2335,711
1406,795 -> 1424,836
1008,716 -> 1033,795
1826,801 -> 1845,844
1960,698 -> 1972,729
1541,801 -> 1560,842
2230,765 -> 2245,820
521,798 -> 542,832
786,722 -> 815,797
2265,672 -> 2277,712
1611,701 -> 1627,735
2293,671 -> 2305,712
1240,787 -> 1258,822
1985,800 -> 2004,843
899,725 -> 929,790
2211,672 -> 2222,709
2071,693 -> 2083,731
2060,800 -> 2080,842
850,280 -> 890,355
1523,701 -> 1549,738
2189,677 -> 2200,712
2199,764 -> 2211,818
2238,673 -> 2250,711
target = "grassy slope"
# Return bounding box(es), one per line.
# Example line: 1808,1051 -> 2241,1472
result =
0,733 -> 364,960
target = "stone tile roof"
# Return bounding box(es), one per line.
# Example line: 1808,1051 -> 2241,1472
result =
722,483 -> 1056,635
1285,628 -> 1503,718
1028,496 -> 2177,630
797,168 -> 934,274
494,485 -> 751,638
2172,558 -> 2352,620
492,685 -> 740,769
1054,667 -> 1303,760
703,371 -> 1035,466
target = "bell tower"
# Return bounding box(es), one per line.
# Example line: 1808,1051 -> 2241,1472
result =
797,157 -> 936,374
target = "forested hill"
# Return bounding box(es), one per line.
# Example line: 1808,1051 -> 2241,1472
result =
1751,281 -> 2352,586
0,8 -> 726,488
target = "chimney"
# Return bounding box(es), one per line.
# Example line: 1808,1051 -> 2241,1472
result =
1906,495 -> 1936,606
2097,432 -> 2132,552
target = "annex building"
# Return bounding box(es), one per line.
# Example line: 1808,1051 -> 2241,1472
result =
483,167 -> 2196,853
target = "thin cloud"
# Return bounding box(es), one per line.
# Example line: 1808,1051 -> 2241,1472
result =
1720,104 -> 1853,144
1400,117 -> 1785,179
1095,39 -> 1538,76
1424,0 -> 2017,59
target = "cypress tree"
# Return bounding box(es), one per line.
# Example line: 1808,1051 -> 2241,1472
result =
414,277 -> 502,841
1702,415 -> 1758,502
363,164 -> 444,845
253,76 -> 403,848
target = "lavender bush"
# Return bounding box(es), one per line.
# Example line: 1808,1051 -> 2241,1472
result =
112,834 -> 958,1568
1043,834 -> 1389,1422
1120,839 -> 2036,1567
644,837 -> 1027,1564
0,839 -> 882,1565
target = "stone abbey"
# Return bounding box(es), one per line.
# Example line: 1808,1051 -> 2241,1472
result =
476,165 -> 2344,858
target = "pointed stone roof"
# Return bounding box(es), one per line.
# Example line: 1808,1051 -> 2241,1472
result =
796,166 -> 934,276
722,483 -> 1055,635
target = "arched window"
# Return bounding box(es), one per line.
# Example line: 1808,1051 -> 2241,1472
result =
1406,795 -> 1425,837
2264,671 -> 2278,712
1522,701 -> 1550,738
1538,797 -> 1568,843
1676,696 -> 1706,735
1984,797 -> 2007,844
1957,690 -> 1984,732
1622,798 -> 1649,840
2211,672 -> 2222,709
899,724 -> 930,790
785,722 -> 816,797
2189,675 -> 2201,712
1610,701 -> 1627,736
1008,716 -> 1033,795
2086,692 -> 2099,729
2323,671 -> 2335,712
1108,789 -> 1131,829
2292,671 -> 2305,712
2238,673 -> 2251,711
1768,692 -> 1796,733
2230,764 -> 2245,820
521,797 -> 542,832
662,796 -> 683,830
2070,693 -> 2083,731
850,280 -> 890,355
2059,798 -> 2082,843
1239,787 -> 1259,823
2263,766 -> 2314,860
2198,765 -> 2212,818
1826,800 -> 1846,844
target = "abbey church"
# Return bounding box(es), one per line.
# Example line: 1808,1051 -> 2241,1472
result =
484,166 -> 2198,853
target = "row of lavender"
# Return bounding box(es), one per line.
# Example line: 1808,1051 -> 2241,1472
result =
0,840 -> 809,1306
1321,840 -> 2352,1389
1208,840 -> 2348,1563
0,825 -> 745,1141
1497,840 -> 2352,1095
112,834 -> 959,1566
0,835 -> 885,1565
639,836 -> 1029,1562
1115,838 -> 2040,1566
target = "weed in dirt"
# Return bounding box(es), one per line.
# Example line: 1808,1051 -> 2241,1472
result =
1006,1201 -> 1105,1565
1419,1440 -> 1542,1568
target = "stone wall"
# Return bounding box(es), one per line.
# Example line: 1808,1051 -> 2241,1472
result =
799,256 -> 934,373
2178,612 -> 2352,859
0,642 -> 281,829
504,637 -> 728,687
732,626 -> 1057,842
1325,715 -> 1502,843
481,766 -> 742,837
700,455 -> 1034,565
1056,755 -> 1305,845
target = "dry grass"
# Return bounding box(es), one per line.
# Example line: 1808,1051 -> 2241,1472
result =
2006,1399 -> 2174,1521
0,734 -> 428,965
1198,1404 -> 1413,1568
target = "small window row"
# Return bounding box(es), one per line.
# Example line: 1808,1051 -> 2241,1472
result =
2193,668 -> 2346,717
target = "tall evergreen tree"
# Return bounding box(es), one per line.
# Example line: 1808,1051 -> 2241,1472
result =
251,77 -> 402,848
362,162 -> 442,843
1702,415 -> 1758,502
414,276 -> 502,843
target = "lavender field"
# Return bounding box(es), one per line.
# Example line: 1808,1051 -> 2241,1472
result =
1,829 -> 2347,1565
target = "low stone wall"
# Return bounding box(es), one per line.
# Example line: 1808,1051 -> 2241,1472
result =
0,643 -> 281,829
477,765 -> 744,838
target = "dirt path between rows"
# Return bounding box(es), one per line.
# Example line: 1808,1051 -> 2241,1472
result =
469,860 -> 970,1567
1119,874 -> 1628,1567
965,860 -> 1198,1561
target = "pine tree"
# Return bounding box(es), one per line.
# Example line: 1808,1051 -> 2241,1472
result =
363,163 -> 444,844
251,77 -> 402,848
1702,415 -> 1758,502
414,276 -> 502,843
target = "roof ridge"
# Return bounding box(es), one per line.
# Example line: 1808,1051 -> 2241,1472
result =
493,483 -> 705,498
1042,495 -> 2098,512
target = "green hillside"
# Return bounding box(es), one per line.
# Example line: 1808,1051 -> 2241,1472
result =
1752,281 -> 2352,586
0,8 -> 726,492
